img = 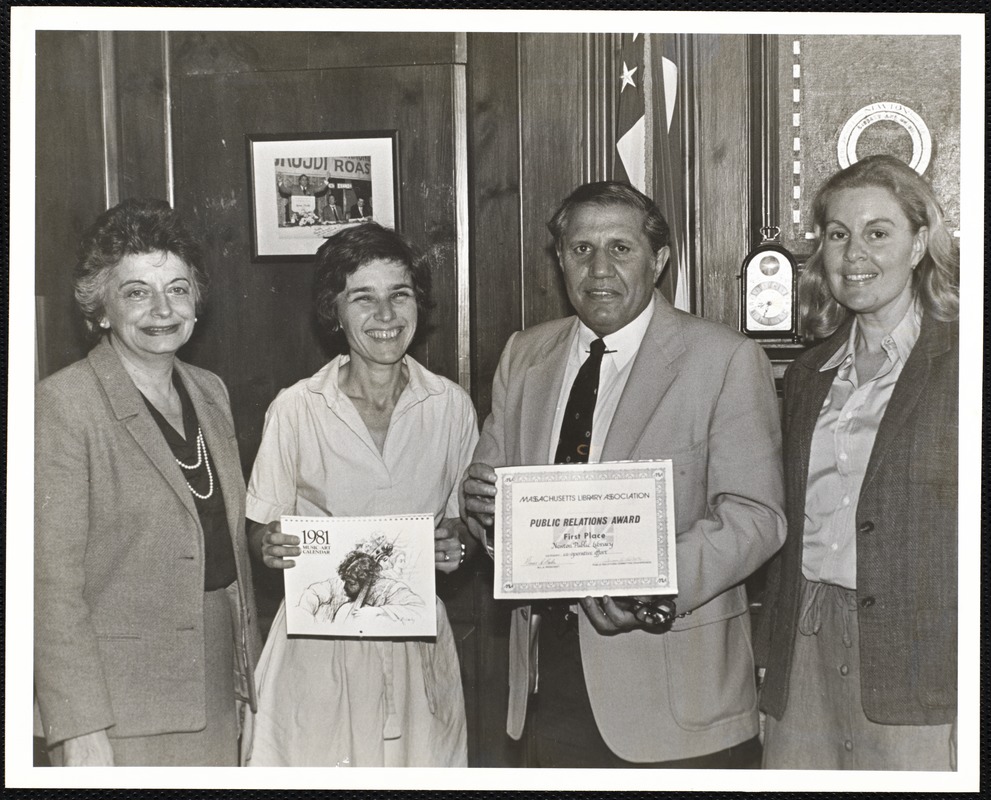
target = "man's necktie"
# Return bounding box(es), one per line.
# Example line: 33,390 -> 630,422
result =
554,338 -> 607,464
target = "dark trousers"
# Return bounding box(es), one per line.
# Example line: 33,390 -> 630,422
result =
527,607 -> 761,769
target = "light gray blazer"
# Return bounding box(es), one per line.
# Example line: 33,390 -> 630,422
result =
34,338 -> 260,745
472,292 -> 786,762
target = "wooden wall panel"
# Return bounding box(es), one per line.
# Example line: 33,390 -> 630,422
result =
170,62 -> 461,476
466,32 -> 522,419
170,31 -> 463,75
35,31 -> 108,378
693,35 -> 751,329
463,32 -> 528,768
518,33 -> 585,330
114,31 -> 170,202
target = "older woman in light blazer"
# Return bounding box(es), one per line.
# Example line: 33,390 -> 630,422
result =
34,199 -> 260,766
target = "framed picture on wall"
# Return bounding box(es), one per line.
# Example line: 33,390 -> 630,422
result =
246,130 -> 400,261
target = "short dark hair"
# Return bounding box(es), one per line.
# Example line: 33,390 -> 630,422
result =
313,222 -> 434,335
73,198 -> 207,335
547,181 -> 670,254
800,154 -> 959,339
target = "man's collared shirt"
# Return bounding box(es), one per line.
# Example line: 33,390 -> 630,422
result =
801,304 -> 922,589
547,296 -> 655,464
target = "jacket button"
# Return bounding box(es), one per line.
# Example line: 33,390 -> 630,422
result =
859,596 -> 875,609
857,521 -> 875,534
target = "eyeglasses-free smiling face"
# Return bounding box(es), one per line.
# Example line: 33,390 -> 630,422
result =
101,250 -> 197,366
821,186 -> 928,330
557,203 -> 669,337
336,259 -> 417,368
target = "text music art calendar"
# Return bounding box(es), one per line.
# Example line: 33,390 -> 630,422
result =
282,514 -> 436,638
493,461 -> 677,600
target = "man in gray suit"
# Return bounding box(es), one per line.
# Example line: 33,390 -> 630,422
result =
461,181 -> 786,767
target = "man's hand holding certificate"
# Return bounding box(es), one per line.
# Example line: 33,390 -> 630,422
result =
492,460 -> 677,601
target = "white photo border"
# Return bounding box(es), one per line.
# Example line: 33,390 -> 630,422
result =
8,6 -> 984,794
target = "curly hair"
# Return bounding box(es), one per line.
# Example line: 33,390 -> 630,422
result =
547,181 -> 671,255
337,551 -> 381,586
73,198 -> 208,336
313,222 -> 434,337
799,155 -> 959,340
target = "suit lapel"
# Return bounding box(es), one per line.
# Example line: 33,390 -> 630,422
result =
862,315 -> 949,490
600,294 -> 683,462
88,339 -> 199,525
178,363 -> 244,544
518,321 -> 576,464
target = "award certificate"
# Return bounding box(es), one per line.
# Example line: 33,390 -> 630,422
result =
282,514 -> 436,638
493,461 -> 676,600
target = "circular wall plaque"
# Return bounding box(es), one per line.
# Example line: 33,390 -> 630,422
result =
836,102 -> 932,175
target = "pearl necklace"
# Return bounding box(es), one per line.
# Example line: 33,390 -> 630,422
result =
176,427 -> 214,500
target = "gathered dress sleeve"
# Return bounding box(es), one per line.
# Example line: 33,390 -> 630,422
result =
444,388 -> 479,520
246,392 -> 302,525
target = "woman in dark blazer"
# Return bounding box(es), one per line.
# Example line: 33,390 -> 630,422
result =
755,155 -> 958,770
34,199 -> 260,766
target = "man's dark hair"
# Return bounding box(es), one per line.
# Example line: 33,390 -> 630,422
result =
547,181 -> 670,254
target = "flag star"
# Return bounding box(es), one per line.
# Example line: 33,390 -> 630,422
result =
620,61 -> 637,92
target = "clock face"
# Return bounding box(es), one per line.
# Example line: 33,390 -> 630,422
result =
740,244 -> 796,336
748,281 -> 791,326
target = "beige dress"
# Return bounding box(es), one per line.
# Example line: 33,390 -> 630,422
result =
241,355 -> 478,767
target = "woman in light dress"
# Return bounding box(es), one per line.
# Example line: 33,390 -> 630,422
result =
242,223 -> 478,767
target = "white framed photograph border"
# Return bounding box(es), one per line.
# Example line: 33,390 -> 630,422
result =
246,130 -> 400,261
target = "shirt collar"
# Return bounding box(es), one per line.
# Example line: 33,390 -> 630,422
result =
883,302 -> 923,363
820,302 -> 923,373
307,353 -> 442,408
576,295 -> 655,371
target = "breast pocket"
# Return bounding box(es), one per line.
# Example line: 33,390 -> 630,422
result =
640,440 -> 707,532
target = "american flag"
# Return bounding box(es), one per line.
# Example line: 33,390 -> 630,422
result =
614,33 -> 649,191
613,33 -> 690,312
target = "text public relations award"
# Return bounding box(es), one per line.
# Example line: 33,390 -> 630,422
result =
493,460 -> 677,600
